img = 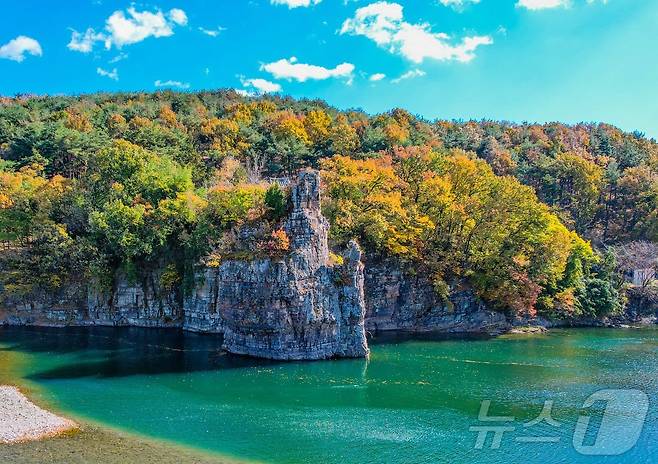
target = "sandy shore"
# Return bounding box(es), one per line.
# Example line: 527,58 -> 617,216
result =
0,386 -> 77,444
0,386 -> 244,463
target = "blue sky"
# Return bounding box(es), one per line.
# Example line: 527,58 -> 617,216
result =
1,0 -> 657,136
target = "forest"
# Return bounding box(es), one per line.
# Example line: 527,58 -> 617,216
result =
1,90 -> 657,321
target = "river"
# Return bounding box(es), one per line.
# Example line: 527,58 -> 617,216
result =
0,326 -> 656,463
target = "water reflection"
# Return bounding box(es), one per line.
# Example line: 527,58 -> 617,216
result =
0,326 -> 279,379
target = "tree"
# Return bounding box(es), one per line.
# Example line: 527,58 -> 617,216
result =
328,114 -> 359,155
264,183 -> 287,219
304,109 -> 331,146
321,151 -> 589,317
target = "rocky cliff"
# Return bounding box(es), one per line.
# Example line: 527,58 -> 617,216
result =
364,259 -> 508,333
0,171 -> 370,360
189,171 -> 369,360
0,170 -> 504,360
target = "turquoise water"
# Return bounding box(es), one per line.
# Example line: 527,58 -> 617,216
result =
1,326 -> 657,463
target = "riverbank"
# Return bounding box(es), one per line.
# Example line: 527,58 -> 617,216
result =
0,384 -> 243,463
0,423 -> 245,464
0,385 -> 76,444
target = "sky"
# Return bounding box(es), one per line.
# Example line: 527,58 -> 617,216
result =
1,0 -> 658,136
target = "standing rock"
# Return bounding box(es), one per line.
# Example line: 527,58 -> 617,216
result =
213,170 -> 369,360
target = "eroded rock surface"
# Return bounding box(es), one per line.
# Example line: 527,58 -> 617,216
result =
211,171 -> 369,360
0,170 -> 506,360
364,259 -> 508,334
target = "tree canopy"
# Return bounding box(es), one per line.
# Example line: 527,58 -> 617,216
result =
2,90 -> 656,319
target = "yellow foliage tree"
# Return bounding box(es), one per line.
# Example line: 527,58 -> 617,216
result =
304,109 -> 332,145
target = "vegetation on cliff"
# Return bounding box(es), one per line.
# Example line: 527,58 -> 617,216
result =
1,90 -> 656,320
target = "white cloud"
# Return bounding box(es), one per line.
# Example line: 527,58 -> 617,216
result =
261,57 -> 355,83
369,73 -> 386,81
340,1 -> 492,63
0,36 -> 42,62
517,0 -> 608,9
106,7 -> 180,48
240,77 -> 282,93
154,79 -> 190,89
68,7 -> 187,53
168,8 -> 188,26
68,28 -> 105,53
391,68 -> 425,83
439,0 -> 481,10
270,0 -> 322,8
199,26 -> 226,37
235,89 -> 255,97
516,0 -> 570,9
97,67 -> 119,81
109,52 -> 128,63
341,2 -> 403,47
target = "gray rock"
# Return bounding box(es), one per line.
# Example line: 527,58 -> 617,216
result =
363,259 -> 509,334
211,171 -> 369,360
0,169 -> 517,360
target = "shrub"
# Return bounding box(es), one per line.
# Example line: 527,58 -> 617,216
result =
264,183 -> 287,220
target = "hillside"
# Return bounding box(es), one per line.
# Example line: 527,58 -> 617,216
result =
1,90 -> 657,321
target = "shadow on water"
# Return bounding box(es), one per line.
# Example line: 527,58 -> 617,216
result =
0,325 -> 497,382
367,329 -> 493,346
0,325 -> 281,380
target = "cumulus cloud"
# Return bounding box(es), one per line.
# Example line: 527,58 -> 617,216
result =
240,77 -> 282,93
68,28 -> 106,53
340,1 -> 492,63
97,67 -> 119,81
261,57 -> 355,83
369,73 -> 386,81
68,7 -> 187,53
0,36 -> 42,62
154,79 -> 190,89
516,0 -> 570,9
168,8 -> 188,26
270,0 -> 322,8
106,7 -> 185,47
391,68 -> 425,83
517,0 -> 608,9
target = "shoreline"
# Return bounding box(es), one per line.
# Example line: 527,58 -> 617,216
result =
0,385 -> 250,463
2,315 -> 656,340
0,385 -> 77,444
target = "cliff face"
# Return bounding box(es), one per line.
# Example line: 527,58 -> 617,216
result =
364,260 -> 508,333
190,171 -> 369,360
0,170 -> 501,360
86,271 -> 181,328
0,170 -> 369,360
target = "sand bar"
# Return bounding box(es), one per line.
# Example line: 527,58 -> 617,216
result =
0,386 -> 76,444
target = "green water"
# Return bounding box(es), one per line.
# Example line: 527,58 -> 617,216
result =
1,326 -> 657,464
